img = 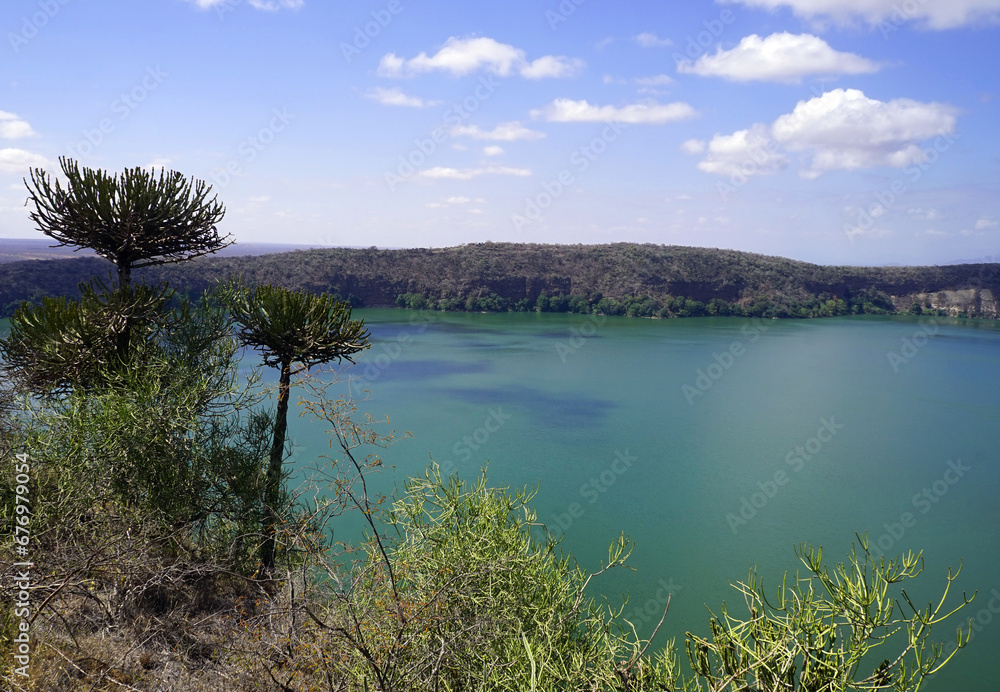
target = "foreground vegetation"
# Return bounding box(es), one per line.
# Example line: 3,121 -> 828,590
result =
0,280 -> 978,690
0,160 -> 978,689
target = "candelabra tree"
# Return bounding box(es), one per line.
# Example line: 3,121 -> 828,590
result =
226,283 -> 370,574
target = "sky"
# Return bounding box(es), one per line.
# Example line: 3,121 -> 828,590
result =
1,0 -> 999,266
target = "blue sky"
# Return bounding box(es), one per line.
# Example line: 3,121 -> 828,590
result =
1,0 -> 998,266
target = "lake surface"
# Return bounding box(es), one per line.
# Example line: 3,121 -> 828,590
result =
287,310 -> 1000,690
3,311 -> 998,687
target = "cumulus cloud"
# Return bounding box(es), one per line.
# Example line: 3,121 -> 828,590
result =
364,87 -> 438,108
635,74 -> 674,87
483,145 -> 504,156
426,196 -> 473,208
532,98 -> 697,124
680,139 -> 706,155
635,32 -> 673,47
0,111 -> 37,139
419,166 -> 531,180
145,157 -> 173,169
378,37 -> 583,79
0,148 -> 50,173
450,121 -> 546,141
692,88 -> 957,179
722,0 -> 1000,29
247,0 -> 303,9
695,125 -> 790,177
772,88 -> 957,177
677,33 -> 880,83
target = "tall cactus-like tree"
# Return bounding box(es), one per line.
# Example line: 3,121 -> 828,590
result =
24,157 -> 230,289
227,284 -> 370,574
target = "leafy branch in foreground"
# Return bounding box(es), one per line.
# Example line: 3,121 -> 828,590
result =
684,534 -> 974,692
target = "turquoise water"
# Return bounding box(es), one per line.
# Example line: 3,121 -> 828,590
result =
282,310 -> 1000,690
4,312 -> 999,687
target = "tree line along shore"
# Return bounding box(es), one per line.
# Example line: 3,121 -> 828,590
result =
2,241 -> 999,320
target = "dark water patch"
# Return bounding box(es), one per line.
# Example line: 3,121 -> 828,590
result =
436,384 -> 615,425
355,358 -> 492,384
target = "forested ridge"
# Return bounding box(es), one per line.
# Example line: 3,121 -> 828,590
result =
3,241 -> 999,318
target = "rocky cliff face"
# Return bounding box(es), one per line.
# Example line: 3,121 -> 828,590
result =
890,288 -> 998,317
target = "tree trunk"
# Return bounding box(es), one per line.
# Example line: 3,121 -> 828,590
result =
115,261 -> 132,366
261,357 -> 292,575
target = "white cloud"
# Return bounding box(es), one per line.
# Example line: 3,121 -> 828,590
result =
908,207 -> 942,220
772,89 -> 957,178
0,148 -> 50,173
450,121 -> 546,141
419,166 -> 532,180
427,196 -> 473,208
248,195 -> 270,203
697,124 -> 790,177
365,87 -> 438,108
695,89 -> 958,179
722,0 -> 1000,29
532,98 -> 697,124
483,145 -> 504,156
520,55 -> 584,79
189,0 -> 303,9
247,0 -> 303,8
975,217 -> 998,230
145,157 -> 173,169
677,33 -> 880,83
635,74 -> 674,87
635,32 -> 673,47
378,37 -> 583,79
680,139 -> 706,155
0,111 -> 36,139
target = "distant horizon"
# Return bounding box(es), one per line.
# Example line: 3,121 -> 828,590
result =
2,235 -> 998,270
